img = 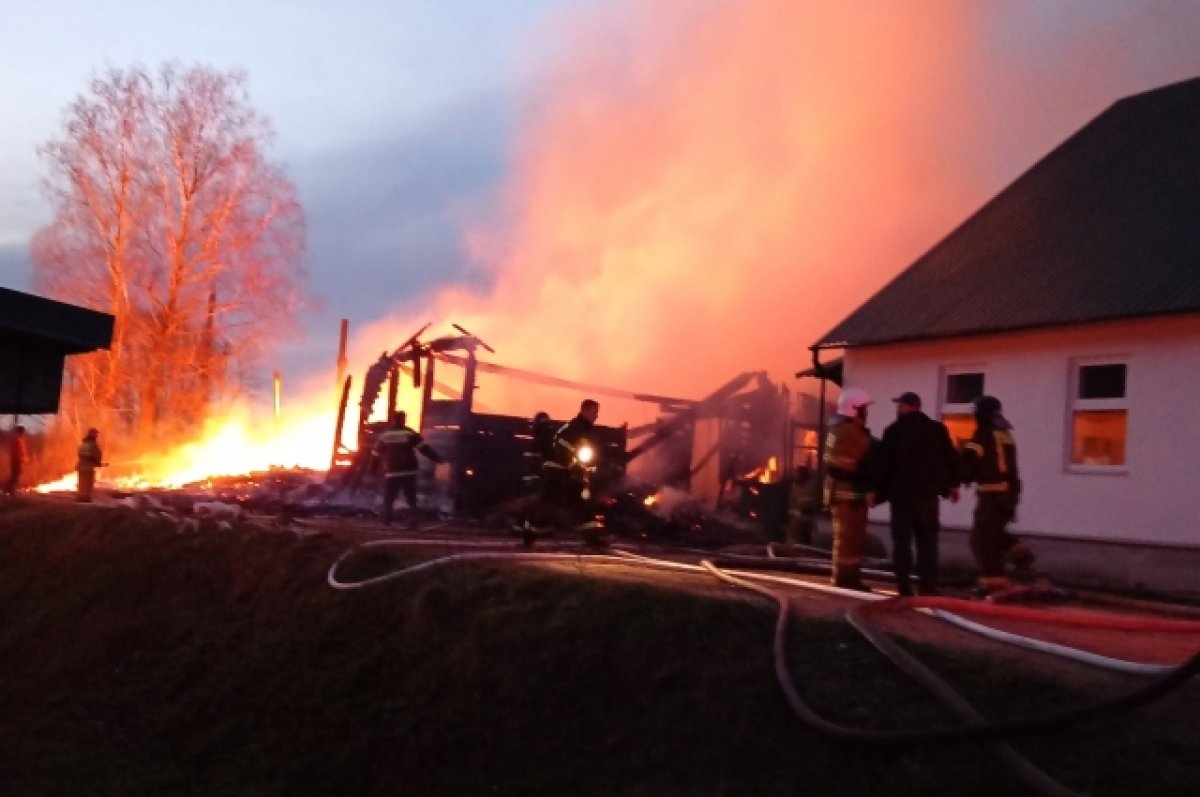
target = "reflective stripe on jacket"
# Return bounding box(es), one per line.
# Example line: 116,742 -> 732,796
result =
961,426 -> 1020,497
374,427 -> 440,478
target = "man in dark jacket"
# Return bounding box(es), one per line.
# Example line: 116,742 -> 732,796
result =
960,395 -> 1032,596
875,392 -> 960,596
373,411 -> 443,528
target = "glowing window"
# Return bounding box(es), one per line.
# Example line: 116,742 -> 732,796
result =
939,367 -> 985,446
1069,361 -> 1128,469
941,413 -> 976,449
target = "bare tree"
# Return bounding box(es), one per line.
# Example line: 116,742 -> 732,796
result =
33,63 -> 307,446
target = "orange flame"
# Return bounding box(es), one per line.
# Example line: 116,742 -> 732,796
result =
36,399 -> 340,493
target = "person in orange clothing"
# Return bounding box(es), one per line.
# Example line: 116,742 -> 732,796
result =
5,425 -> 28,495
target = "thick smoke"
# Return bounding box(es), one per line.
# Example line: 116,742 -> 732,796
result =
344,0 -> 1200,422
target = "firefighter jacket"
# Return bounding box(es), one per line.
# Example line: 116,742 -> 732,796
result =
961,421 -> 1020,500
76,438 -> 103,472
823,417 -> 876,505
878,411 -> 961,503
528,420 -> 556,466
550,415 -> 595,470
373,426 -> 442,478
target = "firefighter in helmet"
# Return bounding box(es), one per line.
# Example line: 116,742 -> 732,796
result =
76,427 -> 105,503
525,411 -> 556,486
541,399 -> 603,542
373,411 -> 443,529
961,395 -> 1034,596
823,388 -> 878,591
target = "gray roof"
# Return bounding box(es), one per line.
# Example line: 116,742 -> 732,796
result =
814,77 -> 1200,349
0,286 -> 114,354
0,287 -> 114,414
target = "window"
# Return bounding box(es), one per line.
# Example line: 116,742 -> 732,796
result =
1069,360 -> 1127,469
939,367 -> 985,446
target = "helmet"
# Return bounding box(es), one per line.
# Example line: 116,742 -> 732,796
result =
836,388 -> 873,417
974,395 -> 1002,416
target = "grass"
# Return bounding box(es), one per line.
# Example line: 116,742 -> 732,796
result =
0,498 -> 1196,796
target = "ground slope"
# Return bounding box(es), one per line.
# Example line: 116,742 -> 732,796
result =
0,499 -> 1196,796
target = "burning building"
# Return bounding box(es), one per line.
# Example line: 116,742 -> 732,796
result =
330,322 -> 825,534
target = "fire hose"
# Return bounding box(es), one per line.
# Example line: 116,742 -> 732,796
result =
326,539 -> 1200,794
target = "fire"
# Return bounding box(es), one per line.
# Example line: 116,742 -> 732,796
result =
36,403 -> 338,493
738,455 -> 780,486
759,456 -> 779,485
341,1 -> 991,407
643,493 -> 658,507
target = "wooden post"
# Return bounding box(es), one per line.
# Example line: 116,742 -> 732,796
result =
331,376 -> 351,470
334,319 -> 349,401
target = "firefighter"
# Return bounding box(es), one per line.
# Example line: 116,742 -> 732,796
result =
542,399 -> 603,543
76,427 -> 105,503
525,411 -> 556,484
960,395 -> 1034,596
823,388 -> 878,591
5,425 -> 28,496
373,411 -> 443,528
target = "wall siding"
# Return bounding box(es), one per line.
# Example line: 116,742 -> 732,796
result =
843,314 -> 1200,547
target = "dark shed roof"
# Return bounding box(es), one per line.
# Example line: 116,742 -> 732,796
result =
0,287 -> 114,414
814,77 -> 1200,349
0,286 -> 115,354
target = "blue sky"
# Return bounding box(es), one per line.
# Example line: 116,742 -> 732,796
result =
0,0 -> 587,373
3,0 -> 1200,409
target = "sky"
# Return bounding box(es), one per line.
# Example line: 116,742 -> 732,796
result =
4,0 -> 1200,427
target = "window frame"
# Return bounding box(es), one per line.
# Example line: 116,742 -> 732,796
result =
938,365 -> 986,447
1066,356 -> 1130,475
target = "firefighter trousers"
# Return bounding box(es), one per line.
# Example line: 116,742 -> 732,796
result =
970,492 -> 1020,586
382,476 -> 418,524
831,500 -> 868,588
77,468 -> 96,502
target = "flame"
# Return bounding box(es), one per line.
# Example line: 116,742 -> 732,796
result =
759,456 -> 779,485
36,399 -> 340,493
643,493 -> 658,507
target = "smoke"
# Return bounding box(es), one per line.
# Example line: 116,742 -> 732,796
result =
342,0 -> 1200,422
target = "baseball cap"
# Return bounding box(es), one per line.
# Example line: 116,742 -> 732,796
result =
891,391 -> 921,408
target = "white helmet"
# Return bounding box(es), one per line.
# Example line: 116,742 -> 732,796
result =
836,387 -> 873,417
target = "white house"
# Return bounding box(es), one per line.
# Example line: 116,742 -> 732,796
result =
810,77 -> 1200,593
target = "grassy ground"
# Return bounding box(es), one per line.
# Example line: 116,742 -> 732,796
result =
0,498 -> 1196,796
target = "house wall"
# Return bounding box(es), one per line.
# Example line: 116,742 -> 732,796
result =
843,314 -> 1200,548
